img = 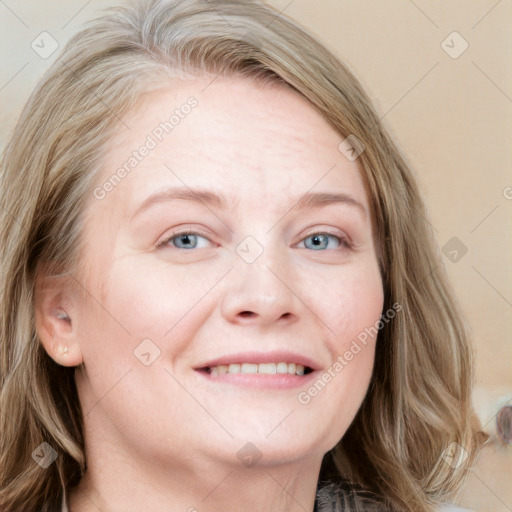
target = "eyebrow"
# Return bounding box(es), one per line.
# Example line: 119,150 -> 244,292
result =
294,192 -> 366,217
132,187 -> 366,219
132,187 -> 233,220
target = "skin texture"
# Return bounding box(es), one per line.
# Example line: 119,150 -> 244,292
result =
36,76 -> 384,512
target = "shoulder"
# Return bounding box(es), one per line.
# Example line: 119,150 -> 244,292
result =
315,481 -> 475,512
315,480 -> 393,511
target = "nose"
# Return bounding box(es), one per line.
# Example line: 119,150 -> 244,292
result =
220,255 -> 300,327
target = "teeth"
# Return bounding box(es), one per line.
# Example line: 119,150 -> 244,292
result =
241,363 -> 258,374
258,363 -> 276,374
209,362 -> 307,376
276,362 -> 288,374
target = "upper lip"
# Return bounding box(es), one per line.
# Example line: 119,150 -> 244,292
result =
194,350 -> 321,371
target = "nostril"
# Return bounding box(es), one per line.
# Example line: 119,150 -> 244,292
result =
239,311 -> 256,318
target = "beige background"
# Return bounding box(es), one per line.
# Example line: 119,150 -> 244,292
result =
1,1 -> 511,510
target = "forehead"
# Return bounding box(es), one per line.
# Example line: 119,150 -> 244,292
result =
96,75 -> 369,213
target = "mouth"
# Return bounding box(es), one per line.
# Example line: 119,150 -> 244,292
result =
194,351 -> 319,389
199,362 -> 314,376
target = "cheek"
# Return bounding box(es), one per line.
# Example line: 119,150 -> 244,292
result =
331,280 -> 383,345
308,260 -> 384,353
96,257 -> 222,335
297,262 -> 383,433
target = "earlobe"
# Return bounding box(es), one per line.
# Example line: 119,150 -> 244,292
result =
50,336 -> 82,367
34,271 -> 83,367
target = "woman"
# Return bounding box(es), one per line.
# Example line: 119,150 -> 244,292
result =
0,1 -> 486,510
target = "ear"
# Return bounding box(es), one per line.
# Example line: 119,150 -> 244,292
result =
34,270 -> 83,367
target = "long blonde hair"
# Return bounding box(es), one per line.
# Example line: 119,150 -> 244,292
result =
0,1 -> 485,510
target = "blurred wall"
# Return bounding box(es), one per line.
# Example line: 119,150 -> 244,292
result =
1,1 -> 510,510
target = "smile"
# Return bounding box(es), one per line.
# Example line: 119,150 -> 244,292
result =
194,351 -> 319,389
205,362 -> 312,376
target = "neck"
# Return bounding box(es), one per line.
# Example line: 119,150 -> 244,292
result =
69,435 -> 323,512
68,416 -> 323,512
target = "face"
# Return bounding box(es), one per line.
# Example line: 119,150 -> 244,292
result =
70,76 -> 384,470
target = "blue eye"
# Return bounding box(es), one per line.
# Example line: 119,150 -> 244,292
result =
160,231 -> 348,251
164,232 -> 210,249
301,233 -> 344,250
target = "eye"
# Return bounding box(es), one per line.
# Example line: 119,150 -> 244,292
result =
298,233 -> 348,251
160,232 -> 211,250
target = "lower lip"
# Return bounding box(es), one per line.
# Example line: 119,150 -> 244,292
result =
194,369 -> 318,389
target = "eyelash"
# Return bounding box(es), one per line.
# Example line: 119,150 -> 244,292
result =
297,232 -> 352,250
158,230 -> 352,251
